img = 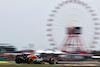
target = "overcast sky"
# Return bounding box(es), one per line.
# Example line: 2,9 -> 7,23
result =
0,0 -> 100,51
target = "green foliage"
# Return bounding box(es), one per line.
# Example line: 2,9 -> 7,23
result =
91,51 -> 100,55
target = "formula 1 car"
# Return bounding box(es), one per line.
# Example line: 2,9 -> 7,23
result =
15,54 -> 58,64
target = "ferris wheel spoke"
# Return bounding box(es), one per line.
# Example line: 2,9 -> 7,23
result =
48,19 -> 68,27
51,27 -> 66,29
47,23 -> 66,27
83,30 -> 94,32
54,20 -> 69,26
52,23 -> 67,27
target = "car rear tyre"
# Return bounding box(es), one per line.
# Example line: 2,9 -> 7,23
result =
49,58 -> 55,64
15,58 -> 22,64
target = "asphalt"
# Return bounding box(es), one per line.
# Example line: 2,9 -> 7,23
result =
0,61 -> 99,66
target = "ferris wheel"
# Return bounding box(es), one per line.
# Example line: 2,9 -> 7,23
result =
46,0 -> 100,53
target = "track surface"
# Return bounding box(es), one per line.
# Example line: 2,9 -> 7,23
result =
57,61 -> 99,66
0,61 -> 99,66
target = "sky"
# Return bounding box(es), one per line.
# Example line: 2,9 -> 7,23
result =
0,0 -> 100,51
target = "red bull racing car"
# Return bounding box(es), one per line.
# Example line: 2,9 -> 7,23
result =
15,54 -> 58,64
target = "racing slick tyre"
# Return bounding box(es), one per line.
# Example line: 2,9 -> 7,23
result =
27,58 -> 33,64
15,58 -> 23,64
49,58 -> 55,64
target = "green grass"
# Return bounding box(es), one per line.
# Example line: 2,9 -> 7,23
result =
0,64 -> 98,67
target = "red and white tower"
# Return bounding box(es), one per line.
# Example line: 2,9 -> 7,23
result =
61,27 -> 88,54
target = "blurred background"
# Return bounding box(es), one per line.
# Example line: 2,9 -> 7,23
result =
0,0 -> 100,62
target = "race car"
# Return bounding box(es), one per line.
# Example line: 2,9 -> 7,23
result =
15,54 -> 58,64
